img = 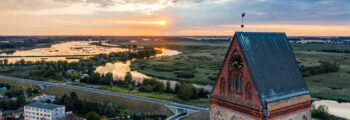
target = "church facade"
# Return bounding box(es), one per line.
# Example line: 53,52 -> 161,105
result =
210,32 -> 311,120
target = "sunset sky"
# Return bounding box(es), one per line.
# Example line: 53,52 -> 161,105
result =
0,0 -> 349,36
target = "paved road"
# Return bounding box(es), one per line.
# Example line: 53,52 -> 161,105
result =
0,76 -> 209,113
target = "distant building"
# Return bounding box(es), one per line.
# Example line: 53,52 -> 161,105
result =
31,94 -> 56,102
1,107 -> 24,120
210,32 -> 311,120
24,102 -> 65,120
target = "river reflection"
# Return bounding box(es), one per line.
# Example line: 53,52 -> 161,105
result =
94,49 -> 181,86
94,48 -> 213,91
0,41 -> 127,63
95,60 -> 150,83
313,100 -> 350,119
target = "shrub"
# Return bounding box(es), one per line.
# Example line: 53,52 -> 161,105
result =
177,84 -> 198,100
208,76 -> 217,81
175,72 -> 194,78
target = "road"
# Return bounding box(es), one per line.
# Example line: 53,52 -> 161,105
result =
0,76 -> 209,113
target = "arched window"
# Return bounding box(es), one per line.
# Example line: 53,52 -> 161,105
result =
238,76 -> 242,93
220,78 -> 225,94
245,82 -> 252,100
230,75 -> 235,91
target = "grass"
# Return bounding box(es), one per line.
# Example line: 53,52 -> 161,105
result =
43,86 -> 173,115
100,86 -> 210,107
0,78 -> 40,88
295,50 -> 350,102
130,41 -> 229,85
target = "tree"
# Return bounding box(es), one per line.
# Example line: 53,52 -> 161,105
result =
198,88 -> 209,98
70,92 -> 78,101
109,81 -> 113,88
56,72 -> 63,81
165,81 -> 172,93
0,60 -> 3,68
20,59 -> 25,66
103,103 -> 116,117
89,72 -> 101,84
174,83 -> 180,94
16,95 -> 26,106
0,96 -> 10,109
124,72 -> 132,84
177,84 -> 198,100
4,59 -> 8,66
86,111 -> 101,120
104,72 -> 113,85
71,71 -> 80,81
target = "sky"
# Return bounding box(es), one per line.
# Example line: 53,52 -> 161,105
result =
0,0 -> 350,36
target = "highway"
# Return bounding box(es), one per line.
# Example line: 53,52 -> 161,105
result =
0,76 -> 209,113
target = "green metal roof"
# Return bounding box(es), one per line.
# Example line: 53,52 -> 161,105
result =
25,102 -> 64,110
235,32 -> 309,103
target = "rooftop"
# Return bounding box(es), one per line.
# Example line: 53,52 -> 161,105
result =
25,102 -> 65,110
2,107 -> 24,115
235,32 -> 309,103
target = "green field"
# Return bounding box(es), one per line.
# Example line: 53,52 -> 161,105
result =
129,41 -> 350,103
295,51 -> 350,102
130,41 -> 229,85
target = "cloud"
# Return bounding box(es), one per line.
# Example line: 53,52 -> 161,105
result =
0,0 -> 230,15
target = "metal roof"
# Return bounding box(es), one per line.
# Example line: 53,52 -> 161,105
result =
235,32 -> 309,103
25,102 -> 65,110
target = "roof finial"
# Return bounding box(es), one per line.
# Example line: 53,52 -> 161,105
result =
241,12 -> 245,32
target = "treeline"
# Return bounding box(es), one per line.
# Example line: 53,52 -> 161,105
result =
300,61 -> 339,77
52,92 -> 166,120
0,83 -> 40,110
52,92 -> 125,117
0,39 -> 52,49
291,43 -> 350,53
319,49 -> 350,53
0,39 -> 54,54
137,78 -> 209,101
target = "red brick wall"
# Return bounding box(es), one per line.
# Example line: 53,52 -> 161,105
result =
212,36 -> 262,109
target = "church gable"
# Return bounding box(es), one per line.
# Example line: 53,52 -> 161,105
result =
210,32 -> 311,120
212,34 -> 262,109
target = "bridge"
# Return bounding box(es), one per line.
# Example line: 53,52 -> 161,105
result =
0,76 -> 209,119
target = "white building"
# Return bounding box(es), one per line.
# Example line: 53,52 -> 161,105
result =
31,94 -> 56,102
24,102 -> 65,120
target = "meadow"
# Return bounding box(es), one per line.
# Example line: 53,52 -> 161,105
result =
130,41 -> 350,102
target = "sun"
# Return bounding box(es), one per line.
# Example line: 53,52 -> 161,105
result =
157,20 -> 167,25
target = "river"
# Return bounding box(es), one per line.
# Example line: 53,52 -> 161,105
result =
313,100 -> 350,119
0,41 -> 128,63
1,41 -> 210,90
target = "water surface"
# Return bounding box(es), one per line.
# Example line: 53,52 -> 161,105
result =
313,100 -> 350,119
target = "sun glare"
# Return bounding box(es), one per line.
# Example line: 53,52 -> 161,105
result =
156,21 -> 167,25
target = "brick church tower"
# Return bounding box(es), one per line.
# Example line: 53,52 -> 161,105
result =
210,32 -> 311,120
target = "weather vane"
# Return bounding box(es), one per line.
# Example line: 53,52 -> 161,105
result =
241,12 -> 245,32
